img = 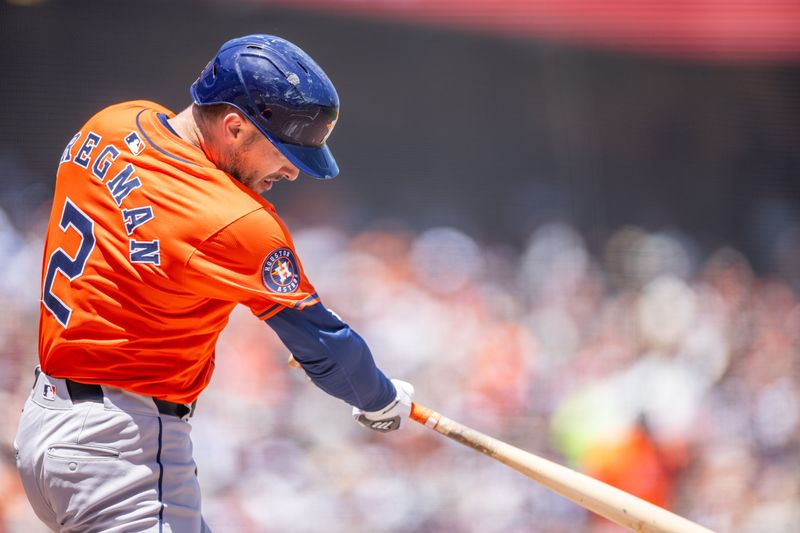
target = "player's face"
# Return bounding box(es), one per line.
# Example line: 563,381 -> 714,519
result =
213,112 -> 300,194
226,132 -> 300,194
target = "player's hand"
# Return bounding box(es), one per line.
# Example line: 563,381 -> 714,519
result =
352,379 -> 414,433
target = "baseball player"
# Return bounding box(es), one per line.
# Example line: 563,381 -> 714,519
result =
14,34 -> 414,532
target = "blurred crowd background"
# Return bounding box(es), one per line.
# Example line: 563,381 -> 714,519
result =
2,219 -> 800,532
1,1 -> 799,532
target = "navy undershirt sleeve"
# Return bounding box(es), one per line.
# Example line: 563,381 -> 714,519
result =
265,303 -> 396,411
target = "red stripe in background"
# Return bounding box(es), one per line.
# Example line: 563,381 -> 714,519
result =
264,0 -> 800,62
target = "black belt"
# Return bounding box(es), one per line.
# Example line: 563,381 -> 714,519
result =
64,379 -> 193,419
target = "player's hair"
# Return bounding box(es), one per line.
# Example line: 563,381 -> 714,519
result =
194,104 -> 259,146
195,103 -> 237,123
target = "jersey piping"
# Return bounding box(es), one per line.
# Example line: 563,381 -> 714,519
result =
135,110 -> 198,166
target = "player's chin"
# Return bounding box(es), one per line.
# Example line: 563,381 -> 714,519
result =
251,179 -> 273,194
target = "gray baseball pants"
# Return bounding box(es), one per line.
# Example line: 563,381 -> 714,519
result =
14,369 -> 212,532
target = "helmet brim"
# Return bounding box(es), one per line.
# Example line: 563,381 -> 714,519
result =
266,133 -> 339,180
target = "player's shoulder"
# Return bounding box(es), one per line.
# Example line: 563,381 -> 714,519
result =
236,202 -> 286,230
100,100 -> 172,116
225,203 -> 296,245
84,100 -> 173,130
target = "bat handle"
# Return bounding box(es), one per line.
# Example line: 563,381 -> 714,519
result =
410,402 -> 442,430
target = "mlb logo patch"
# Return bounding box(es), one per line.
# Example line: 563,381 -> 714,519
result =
124,131 -> 146,156
42,383 -> 57,401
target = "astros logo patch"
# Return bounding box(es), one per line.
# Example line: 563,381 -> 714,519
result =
262,248 -> 300,293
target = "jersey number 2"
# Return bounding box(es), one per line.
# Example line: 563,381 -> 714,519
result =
42,198 -> 96,328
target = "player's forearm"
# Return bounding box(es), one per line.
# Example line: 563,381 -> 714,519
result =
265,304 -> 396,411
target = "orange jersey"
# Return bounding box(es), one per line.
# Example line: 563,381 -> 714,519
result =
40,101 -> 319,403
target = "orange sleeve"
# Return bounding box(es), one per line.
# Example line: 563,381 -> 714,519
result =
183,208 -> 319,319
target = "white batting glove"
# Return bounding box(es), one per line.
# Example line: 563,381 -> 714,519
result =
353,379 -> 414,433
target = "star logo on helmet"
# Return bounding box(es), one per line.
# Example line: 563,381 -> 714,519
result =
322,118 -> 337,144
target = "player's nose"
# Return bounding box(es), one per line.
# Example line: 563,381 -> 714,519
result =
284,164 -> 300,181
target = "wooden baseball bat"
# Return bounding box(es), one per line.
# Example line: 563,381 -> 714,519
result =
410,403 -> 715,533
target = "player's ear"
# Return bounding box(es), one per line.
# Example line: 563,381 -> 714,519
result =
220,111 -> 245,142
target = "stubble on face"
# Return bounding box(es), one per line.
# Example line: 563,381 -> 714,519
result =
223,131 -> 276,193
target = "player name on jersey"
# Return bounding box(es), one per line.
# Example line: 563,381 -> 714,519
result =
59,130 -> 160,265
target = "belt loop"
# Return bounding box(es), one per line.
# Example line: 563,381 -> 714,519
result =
31,366 -> 41,390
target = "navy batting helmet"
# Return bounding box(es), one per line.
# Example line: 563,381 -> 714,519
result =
191,35 -> 340,179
